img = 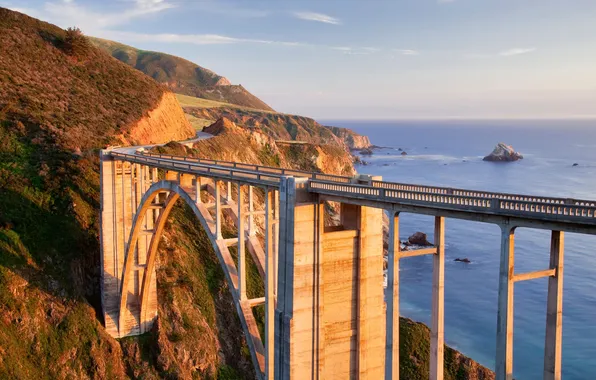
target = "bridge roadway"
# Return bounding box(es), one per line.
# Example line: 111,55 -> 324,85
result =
111,150 -> 596,234
103,147 -> 596,380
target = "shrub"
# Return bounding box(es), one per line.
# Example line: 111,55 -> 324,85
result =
62,27 -> 91,57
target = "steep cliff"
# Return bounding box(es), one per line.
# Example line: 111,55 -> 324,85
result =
199,117 -> 356,176
121,92 -> 194,145
185,102 -> 371,150
326,125 -> 372,149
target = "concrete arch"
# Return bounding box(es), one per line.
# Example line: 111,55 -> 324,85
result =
118,180 -> 235,335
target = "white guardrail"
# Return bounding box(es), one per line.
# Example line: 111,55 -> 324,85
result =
110,151 -> 596,224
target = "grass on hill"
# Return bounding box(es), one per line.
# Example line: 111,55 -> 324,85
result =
184,113 -> 213,131
176,93 -> 275,113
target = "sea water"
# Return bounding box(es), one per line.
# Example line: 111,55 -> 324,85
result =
322,119 -> 596,380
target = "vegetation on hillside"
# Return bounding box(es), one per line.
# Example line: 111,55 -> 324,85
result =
90,37 -> 274,112
0,7 -> 492,379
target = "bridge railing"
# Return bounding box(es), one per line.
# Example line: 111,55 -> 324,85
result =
371,180 -> 596,206
111,151 -> 284,185
110,150 -> 596,222
137,152 -> 596,207
310,180 -> 596,223
139,152 -> 354,184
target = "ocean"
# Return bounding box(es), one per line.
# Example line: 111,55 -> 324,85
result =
322,119 -> 596,380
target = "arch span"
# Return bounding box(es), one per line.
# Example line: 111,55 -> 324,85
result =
118,179 -> 266,375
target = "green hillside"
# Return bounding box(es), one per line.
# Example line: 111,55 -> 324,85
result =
90,37 -> 274,112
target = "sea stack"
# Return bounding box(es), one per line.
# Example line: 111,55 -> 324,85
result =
483,142 -> 523,162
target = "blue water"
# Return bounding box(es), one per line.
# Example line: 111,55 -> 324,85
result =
323,119 -> 596,380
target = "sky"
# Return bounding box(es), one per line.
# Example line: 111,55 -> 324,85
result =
3,0 -> 596,119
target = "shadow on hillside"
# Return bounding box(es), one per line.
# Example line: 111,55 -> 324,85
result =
0,187 -> 102,317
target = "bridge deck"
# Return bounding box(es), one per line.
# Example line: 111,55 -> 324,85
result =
109,151 -> 596,230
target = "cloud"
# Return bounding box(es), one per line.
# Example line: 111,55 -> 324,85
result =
42,0 -> 176,31
331,46 -> 379,55
498,47 -> 537,56
394,49 -> 419,56
98,30 -> 311,47
134,0 -> 175,13
293,11 -> 340,25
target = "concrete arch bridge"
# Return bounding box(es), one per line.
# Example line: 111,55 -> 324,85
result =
100,149 -> 596,380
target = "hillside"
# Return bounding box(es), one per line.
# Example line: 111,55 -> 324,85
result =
0,7 -> 493,380
178,93 -> 372,150
90,37 -> 274,112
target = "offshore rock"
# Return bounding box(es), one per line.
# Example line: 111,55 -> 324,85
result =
406,232 -> 433,247
483,143 -> 523,162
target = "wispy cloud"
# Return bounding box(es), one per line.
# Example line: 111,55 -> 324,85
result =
332,46 -> 379,55
394,49 -> 419,56
498,47 -> 537,56
41,0 -> 176,31
99,30 -> 312,47
134,0 -> 175,13
293,11 -> 340,25
187,1 -> 271,18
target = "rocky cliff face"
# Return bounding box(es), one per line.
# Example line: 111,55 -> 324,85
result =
200,117 -> 356,176
187,107 -> 370,150
326,125 -> 372,149
120,92 -> 195,145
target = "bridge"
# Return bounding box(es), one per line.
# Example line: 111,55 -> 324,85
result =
99,148 -> 596,380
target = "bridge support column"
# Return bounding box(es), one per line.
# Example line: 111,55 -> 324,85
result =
544,231 -> 564,380
431,216 -> 445,380
273,189 -> 280,299
100,151 -> 121,337
265,188 -> 275,380
496,225 -> 515,380
248,185 -> 256,236
276,176 -> 322,380
238,183 -> 247,300
385,212 -> 400,380
215,180 -> 222,239
276,177 -> 384,380
195,176 -> 201,203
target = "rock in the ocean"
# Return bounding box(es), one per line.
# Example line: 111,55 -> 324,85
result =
573,163 -> 579,167
455,258 -> 471,263
401,151 -> 407,156
360,148 -> 373,155
483,142 -> 523,162
407,232 -> 433,247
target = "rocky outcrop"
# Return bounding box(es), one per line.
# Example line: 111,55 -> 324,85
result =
185,107 -> 370,151
483,143 -> 523,162
406,232 -> 433,247
325,126 -> 372,149
123,92 -> 195,145
203,117 -> 238,135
